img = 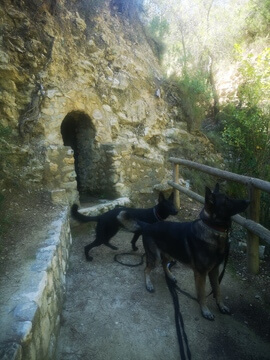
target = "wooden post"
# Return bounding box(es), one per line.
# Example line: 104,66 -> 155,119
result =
247,186 -> 260,274
173,163 -> 180,210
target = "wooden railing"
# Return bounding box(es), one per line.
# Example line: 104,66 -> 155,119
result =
168,157 -> 270,275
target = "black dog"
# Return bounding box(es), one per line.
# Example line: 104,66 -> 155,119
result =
117,184 -> 250,320
71,192 -> 178,261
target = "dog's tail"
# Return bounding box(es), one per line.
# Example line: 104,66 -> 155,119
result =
117,210 -> 144,232
71,204 -> 100,223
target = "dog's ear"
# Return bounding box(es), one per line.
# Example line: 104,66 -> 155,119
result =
158,192 -> 165,202
213,183 -> 220,193
168,192 -> 174,201
205,186 -> 214,205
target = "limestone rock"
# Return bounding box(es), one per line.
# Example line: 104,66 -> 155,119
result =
0,0 -> 222,205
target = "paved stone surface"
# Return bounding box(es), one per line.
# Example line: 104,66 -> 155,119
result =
56,220 -> 270,360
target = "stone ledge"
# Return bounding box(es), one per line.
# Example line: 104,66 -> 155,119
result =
71,197 -> 131,226
0,209 -> 72,360
80,197 -> 131,215
0,199 -> 131,360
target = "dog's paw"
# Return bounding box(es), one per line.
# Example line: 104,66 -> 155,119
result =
146,285 -> 155,293
218,303 -> 231,315
145,280 -> 155,293
85,255 -> 93,261
84,247 -> 92,261
201,307 -> 215,321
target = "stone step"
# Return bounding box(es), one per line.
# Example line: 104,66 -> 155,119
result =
71,197 -> 131,226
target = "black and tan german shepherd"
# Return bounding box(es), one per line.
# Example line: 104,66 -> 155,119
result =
117,184 -> 250,320
71,192 -> 178,261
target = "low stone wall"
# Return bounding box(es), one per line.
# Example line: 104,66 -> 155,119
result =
0,209 -> 72,360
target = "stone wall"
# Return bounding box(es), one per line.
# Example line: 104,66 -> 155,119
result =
0,210 -> 71,360
0,0 -> 222,206
0,1 -> 166,203
44,145 -> 78,204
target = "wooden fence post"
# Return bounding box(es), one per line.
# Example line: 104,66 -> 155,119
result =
247,186 -> 260,274
173,163 -> 180,210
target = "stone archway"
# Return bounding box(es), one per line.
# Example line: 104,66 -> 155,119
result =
61,111 -> 96,195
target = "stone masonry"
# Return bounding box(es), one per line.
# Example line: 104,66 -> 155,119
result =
0,1 -> 222,206
0,210 -> 72,360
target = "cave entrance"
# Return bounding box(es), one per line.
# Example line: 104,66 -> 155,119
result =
61,111 -> 96,195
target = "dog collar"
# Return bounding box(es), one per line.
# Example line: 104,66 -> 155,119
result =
153,207 -> 164,221
200,209 -> 230,233
199,219 -> 229,237
202,220 -> 229,233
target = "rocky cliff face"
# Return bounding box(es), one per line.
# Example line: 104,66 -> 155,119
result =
0,0 -> 221,205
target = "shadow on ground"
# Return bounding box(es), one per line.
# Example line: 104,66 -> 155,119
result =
56,221 -> 270,360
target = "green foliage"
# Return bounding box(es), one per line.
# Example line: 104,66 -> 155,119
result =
0,123 -> 12,140
148,16 -> 169,40
245,0 -> 270,40
221,104 -> 269,176
145,16 -> 169,61
234,45 -> 270,106
165,71 -> 212,132
219,46 -> 270,227
220,46 -> 270,177
148,37 -> 166,62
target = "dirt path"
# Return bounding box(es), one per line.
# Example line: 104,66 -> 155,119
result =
56,221 -> 270,360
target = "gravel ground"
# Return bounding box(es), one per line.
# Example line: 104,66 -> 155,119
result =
1,190 -> 269,360
56,209 -> 270,360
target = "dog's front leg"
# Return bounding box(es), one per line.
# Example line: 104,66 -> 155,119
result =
208,267 -> 230,315
162,255 -> 177,283
143,237 -> 159,292
194,270 -> 215,320
144,265 -> 155,292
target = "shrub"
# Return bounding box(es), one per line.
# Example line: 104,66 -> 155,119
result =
219,46 -> 270,227
164,71 -> 212,132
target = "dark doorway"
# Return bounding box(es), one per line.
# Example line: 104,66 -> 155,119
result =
61,111 -> 96,194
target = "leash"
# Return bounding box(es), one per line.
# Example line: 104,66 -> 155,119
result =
115,255 -> 192,358
114,252 -> 145,267
165,269 -> 192,360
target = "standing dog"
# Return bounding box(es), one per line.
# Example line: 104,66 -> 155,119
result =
71,192 -> 178,261
117,184 -> 250,320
